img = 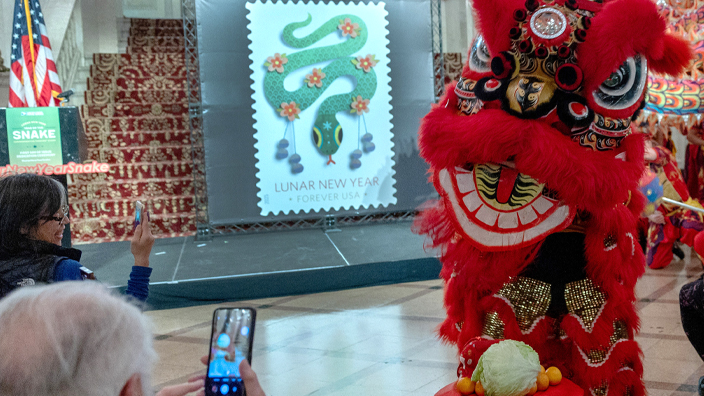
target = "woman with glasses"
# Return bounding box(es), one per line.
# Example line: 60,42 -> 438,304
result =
0,173 -> 155,301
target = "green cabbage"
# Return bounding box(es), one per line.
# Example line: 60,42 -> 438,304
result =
470,340 -> 540,396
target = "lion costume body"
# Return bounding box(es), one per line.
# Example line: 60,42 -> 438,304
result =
415,0 -> 693,394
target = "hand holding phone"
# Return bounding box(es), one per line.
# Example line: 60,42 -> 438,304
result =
130,201 -> 154,268
206,308 -> 256,396
238,360 -> 266,396
134,201 -> 144,229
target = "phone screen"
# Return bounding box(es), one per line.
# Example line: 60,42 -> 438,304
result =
134,201 -> 144,226
205,308 -> 256,396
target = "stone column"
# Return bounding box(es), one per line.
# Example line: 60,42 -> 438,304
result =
0,72 -> 9,108
0,50 -> 8,72
0,50 -> 8,106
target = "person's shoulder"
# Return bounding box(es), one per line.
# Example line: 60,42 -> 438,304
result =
54,258 -> 83,281
55,257 -> 81,267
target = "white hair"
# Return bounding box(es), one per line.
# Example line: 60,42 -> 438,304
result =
0,282 -> 157,396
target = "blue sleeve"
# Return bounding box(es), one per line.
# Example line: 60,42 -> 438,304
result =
53,259 -> 83,281
126,266 -> 152,303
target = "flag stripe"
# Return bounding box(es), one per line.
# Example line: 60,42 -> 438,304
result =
35,48 -> 47,95
8,0 -> 62,107
9,62 -> 26,107
21,63 -> 37,107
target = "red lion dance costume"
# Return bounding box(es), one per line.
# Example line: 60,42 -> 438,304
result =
415,0 -> 693,395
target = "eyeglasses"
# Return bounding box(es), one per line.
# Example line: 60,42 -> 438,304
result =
42,205 -> 69,223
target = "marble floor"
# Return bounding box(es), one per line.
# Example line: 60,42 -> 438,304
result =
148,247 -> 704,396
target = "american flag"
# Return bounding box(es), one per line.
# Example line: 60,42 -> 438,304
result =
8,0 -> 62,107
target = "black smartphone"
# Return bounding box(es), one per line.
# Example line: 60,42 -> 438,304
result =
205,307 -> 256,396
134,201 -> 144,229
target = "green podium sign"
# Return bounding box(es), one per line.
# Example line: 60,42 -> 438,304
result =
5,107 -> 62,166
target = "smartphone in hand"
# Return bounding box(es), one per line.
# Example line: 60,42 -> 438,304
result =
206,308 -> 256,396
134,201 -> 144,229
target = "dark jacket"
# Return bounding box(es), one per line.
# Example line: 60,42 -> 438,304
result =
0,240 -> 82,298
0,239 -> 152,302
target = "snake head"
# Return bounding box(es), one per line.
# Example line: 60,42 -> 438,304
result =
313,114 -> 343,157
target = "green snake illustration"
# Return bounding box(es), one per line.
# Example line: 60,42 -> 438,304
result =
264,14 -> 377,165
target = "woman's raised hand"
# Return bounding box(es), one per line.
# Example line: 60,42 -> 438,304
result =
130,210 -> 155,267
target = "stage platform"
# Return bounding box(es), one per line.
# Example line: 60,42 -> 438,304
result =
78,222 -> 441,310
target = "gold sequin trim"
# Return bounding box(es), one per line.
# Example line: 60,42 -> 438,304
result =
496,277 -> 551,332
587,349 -> 607,364
585,320 -> 629,364
482,311 -> 505,339
610,320 -> 628,344
590,383 -> 608,396
565,278 -> 606,330
603,235 -> 617,250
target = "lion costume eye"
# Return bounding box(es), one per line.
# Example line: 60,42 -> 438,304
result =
469,35 -> 492,74
592,54 -> 648,110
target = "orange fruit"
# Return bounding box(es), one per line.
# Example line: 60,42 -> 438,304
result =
527,383 -> 538,395
536,373 -> 549,391
546,367 -> 562,385
540,365 -> 546,374
476,381 -> 485,396
456,377 -> 475,395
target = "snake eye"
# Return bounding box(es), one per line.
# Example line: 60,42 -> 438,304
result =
313,126 -> 323,148
334,125 -> 343,147
592,54 -> 647,110
469,35 -> 491,73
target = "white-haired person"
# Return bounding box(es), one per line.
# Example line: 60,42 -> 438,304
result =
0,173 -> 154,301
0,281 -> 266,396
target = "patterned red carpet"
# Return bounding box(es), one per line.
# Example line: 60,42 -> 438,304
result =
433,52 -> 464,87
69,19 -> 196,244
